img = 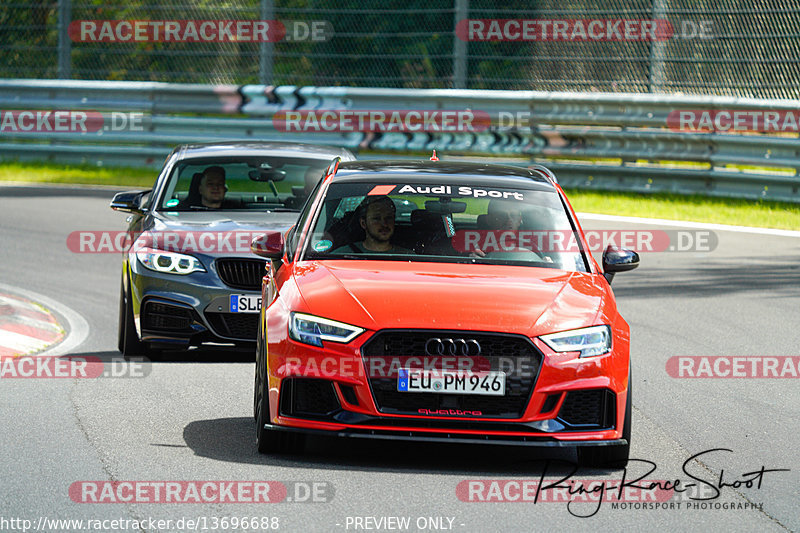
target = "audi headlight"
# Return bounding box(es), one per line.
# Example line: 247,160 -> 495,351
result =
540,325 -> 612,358
136,248 -> 205,275
288,312 -> 364,347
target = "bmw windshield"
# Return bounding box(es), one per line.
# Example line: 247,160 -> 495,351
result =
157,156 -> 335,212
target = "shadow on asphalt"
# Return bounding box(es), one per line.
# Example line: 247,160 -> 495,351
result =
70,347 -> 255,364
612,260 -> 800,299
180,416 -> 625,476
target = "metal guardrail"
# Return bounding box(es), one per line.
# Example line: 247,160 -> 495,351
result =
1,79 -> 799,202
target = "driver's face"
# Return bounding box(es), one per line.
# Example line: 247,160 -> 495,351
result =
199,173 -> 226,205
488,208 -> 522,230
361,202 -> 395,242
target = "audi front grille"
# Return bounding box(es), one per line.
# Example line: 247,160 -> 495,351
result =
361,330 -> 543,418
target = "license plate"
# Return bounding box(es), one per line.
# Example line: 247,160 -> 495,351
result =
229,294 -> 261,313
397,368 -> 506,396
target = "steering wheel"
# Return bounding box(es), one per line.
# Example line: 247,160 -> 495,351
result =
483,247 -> 546,262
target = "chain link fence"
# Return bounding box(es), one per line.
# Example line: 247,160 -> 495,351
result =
2,0 -> 800,99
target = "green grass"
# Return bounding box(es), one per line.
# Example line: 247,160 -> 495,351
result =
1,161 -> 799,230
564,189 -> 800,231
0,161 -> 157,188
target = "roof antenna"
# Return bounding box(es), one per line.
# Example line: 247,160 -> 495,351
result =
430,150 -> 439,161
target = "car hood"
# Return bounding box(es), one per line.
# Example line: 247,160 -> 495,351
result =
149,210 -> 298,231
293,260 -> 606,336
141,211 -> 298,258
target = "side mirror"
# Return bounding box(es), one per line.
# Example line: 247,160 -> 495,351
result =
251,231 -> 285,260
110,190 -> 150,214
602,245 -> 639,284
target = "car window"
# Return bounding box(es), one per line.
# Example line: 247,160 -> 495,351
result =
301,180 -> 587,272
286,175 -> 326,259
156,156 -> 334,211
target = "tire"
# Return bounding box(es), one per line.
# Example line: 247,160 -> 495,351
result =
578,370 -> 632,469
119,277 -> 146,358
254,319 -> 305,454
117,281 -> 126,354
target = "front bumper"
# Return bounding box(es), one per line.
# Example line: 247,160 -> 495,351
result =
261,421 -> 629,448
264,326 -> 630,444
129,258 -> 262,347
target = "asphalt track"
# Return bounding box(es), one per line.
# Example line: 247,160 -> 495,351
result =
0,184 -> 798,533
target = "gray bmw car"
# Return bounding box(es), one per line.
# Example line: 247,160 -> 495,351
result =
111,141 -> 356,357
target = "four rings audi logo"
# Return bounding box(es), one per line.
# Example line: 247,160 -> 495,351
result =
425,337 -> 481,356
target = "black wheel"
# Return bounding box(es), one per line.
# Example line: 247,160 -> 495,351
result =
117,281 -> 126,354
254,319 -> 305,454
119,276 -> 146,358
578,369 -> 632,469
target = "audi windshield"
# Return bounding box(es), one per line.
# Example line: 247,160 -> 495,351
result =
300,179 -> 589,271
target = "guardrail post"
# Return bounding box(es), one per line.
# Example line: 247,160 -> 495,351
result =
649,0 -> 667,93
57,0 -> 72,79
259,0 -> 275,85
453,0 -> 468,88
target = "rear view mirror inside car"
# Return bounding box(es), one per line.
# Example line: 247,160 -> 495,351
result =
248,168 -> 287,182
424,200 -> 467,213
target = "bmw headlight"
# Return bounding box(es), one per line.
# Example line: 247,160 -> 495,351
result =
540,325 -> 612,358
288,312 -> 364,347
136,248 -> 205,275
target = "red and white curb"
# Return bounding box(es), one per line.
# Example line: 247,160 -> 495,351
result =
0,293 -> 65,357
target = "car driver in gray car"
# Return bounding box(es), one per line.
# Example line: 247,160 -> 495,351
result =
198,165 -> 228,208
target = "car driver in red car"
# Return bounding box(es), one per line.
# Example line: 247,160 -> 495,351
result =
470,198 -> 525,257
333,195 -> 411,254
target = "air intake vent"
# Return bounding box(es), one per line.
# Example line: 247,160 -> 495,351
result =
206,313 -> 259,340
279,378 -> 341,418
557,389 -> 615,429
216,258 -> 267,290
142,301 -> 194,332
540,393 -> 561,414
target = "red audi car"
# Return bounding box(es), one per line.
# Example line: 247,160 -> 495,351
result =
252,159 -> 639,467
